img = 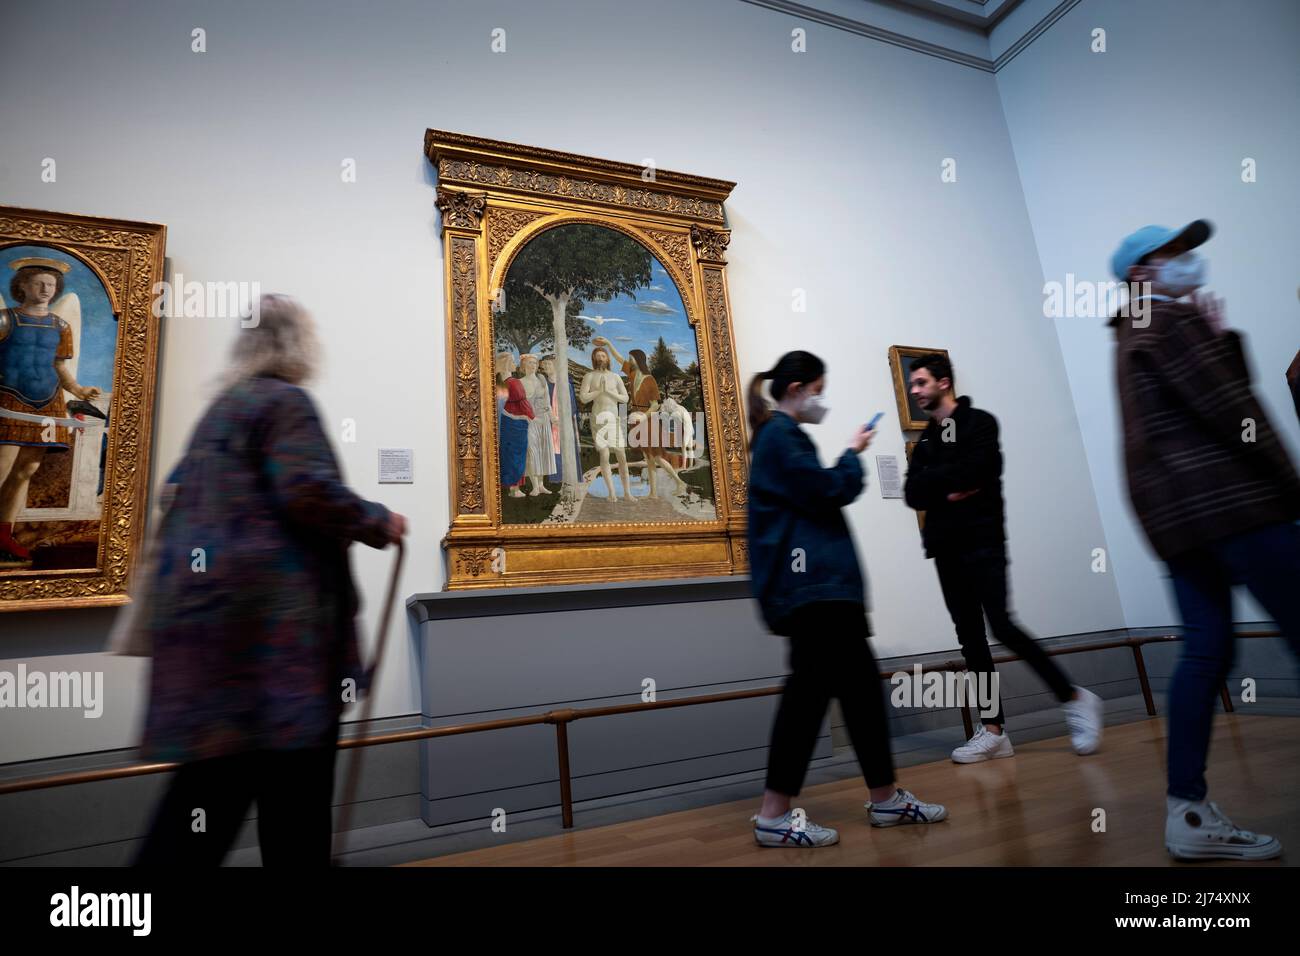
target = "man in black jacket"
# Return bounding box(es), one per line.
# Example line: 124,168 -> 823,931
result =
903,354 -> 1103,762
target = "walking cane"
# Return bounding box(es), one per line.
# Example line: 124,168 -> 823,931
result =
332,538 -> 405,864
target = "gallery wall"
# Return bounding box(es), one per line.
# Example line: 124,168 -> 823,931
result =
0,0 -> 1126,764
994,0 -> 1300,627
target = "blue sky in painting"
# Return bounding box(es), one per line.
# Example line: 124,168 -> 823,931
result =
573,257 -> 698,370
2,243 -> 117,391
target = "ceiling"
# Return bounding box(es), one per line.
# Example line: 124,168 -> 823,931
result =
888,0 -> 1027,30
738,0 -> 1077,72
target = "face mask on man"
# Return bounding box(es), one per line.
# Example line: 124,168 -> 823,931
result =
799,391 -> 829,424
1155,250 -> 1207,297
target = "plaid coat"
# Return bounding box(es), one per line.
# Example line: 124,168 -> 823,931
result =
1113,299 -> 1300,561
137,374 -> 392,763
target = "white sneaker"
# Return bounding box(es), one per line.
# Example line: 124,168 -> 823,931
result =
1165,798 -> 1282,861
951,725 -> 1015,763
751,811 -> 839,847
866,788 -> 948,827
1063,686 -> 1104,754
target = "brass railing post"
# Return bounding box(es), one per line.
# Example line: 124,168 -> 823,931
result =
1131,642 -> 1156,716
546,709 -> 578,829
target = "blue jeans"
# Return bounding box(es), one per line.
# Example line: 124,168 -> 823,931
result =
1165,522 -> 1300,801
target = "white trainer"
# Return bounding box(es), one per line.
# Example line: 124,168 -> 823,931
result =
1165,798 -> 1282,861
951,725 -> 1015,763
751,811 -> 839,847
866,788 -> 948,827
1062,686 -> 1104,754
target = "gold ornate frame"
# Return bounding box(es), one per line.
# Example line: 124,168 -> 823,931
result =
424,129 -> 749,590
0,205 -> 165,612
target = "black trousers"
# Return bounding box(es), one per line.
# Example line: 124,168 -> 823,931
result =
134,743 -> 338,867
933,543 -> 1074,728
765,600 -> 896,796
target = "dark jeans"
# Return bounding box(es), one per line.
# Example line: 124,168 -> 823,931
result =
933,543 -> 1074,728
765,600 -> 896,795
134,743 -> 338,866
1165,522 -> 1300,801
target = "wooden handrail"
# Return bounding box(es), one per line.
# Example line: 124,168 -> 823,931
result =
0,629 -> 1281,833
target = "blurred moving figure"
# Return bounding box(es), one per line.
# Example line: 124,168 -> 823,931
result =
745,350 -> 947,848
1111,220 -> 1300,861
130,293 -> 406,866
1287,349 -> 1299,425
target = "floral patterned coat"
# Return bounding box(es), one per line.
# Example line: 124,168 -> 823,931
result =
136,374 -> 392,763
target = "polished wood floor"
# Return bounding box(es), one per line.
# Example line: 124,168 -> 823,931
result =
406,714 -> 1298,866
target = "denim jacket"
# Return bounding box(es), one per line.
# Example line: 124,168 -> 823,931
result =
746,410 -> 868,634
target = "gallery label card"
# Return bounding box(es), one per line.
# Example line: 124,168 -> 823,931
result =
875,455 -> 903,498
378,448 -> 414,484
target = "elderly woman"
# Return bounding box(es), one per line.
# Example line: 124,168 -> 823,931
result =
132,294 -> 405,866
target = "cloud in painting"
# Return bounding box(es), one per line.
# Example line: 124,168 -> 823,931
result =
635,299 -> 677,316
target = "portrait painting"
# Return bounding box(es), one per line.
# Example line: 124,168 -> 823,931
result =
0,206 -> 165,611
890,344 -> 950,431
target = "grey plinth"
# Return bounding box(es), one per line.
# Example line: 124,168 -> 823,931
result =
406,575 -> 828,828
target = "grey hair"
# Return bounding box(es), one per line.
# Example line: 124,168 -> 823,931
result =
220,293 -> 321,388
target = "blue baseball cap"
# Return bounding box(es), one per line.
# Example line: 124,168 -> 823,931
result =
1110,219 -> 1212,280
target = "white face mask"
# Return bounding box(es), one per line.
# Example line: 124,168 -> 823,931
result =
1156,250 -> 1207,297
800,391 -> 829,424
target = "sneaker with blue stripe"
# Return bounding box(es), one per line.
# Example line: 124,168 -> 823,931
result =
865,788 -> 948,827
751,811 -> 839,847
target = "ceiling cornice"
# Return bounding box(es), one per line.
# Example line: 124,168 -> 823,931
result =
737,0 -> 1083,73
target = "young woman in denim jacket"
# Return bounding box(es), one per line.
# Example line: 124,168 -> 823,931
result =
746,350 -> 947,847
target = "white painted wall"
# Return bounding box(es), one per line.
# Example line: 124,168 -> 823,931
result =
995,0 -> 1300,627
0,0 -> 1122,764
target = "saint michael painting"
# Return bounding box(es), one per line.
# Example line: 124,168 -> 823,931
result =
0,247 -> 115,570
493,223 -> 717,526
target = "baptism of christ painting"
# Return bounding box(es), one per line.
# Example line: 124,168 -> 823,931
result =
493,222 -> 716,526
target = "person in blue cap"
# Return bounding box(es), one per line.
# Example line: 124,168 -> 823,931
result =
1110,219 -> 1300,861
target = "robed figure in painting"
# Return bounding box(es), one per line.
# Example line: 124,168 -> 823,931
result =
0,258 -> 102,564
495,350 -> 532,498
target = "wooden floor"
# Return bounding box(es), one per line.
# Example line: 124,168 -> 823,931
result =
406,714 -> 1298,866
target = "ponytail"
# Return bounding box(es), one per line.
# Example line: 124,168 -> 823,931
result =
746,369 -> 775,446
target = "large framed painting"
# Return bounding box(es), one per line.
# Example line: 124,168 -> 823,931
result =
889,344 -> 949,431
425,129 -> 749,589
0,206 -> 165,612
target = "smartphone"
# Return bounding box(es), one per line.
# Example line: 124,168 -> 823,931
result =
865,412 -> 885,431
